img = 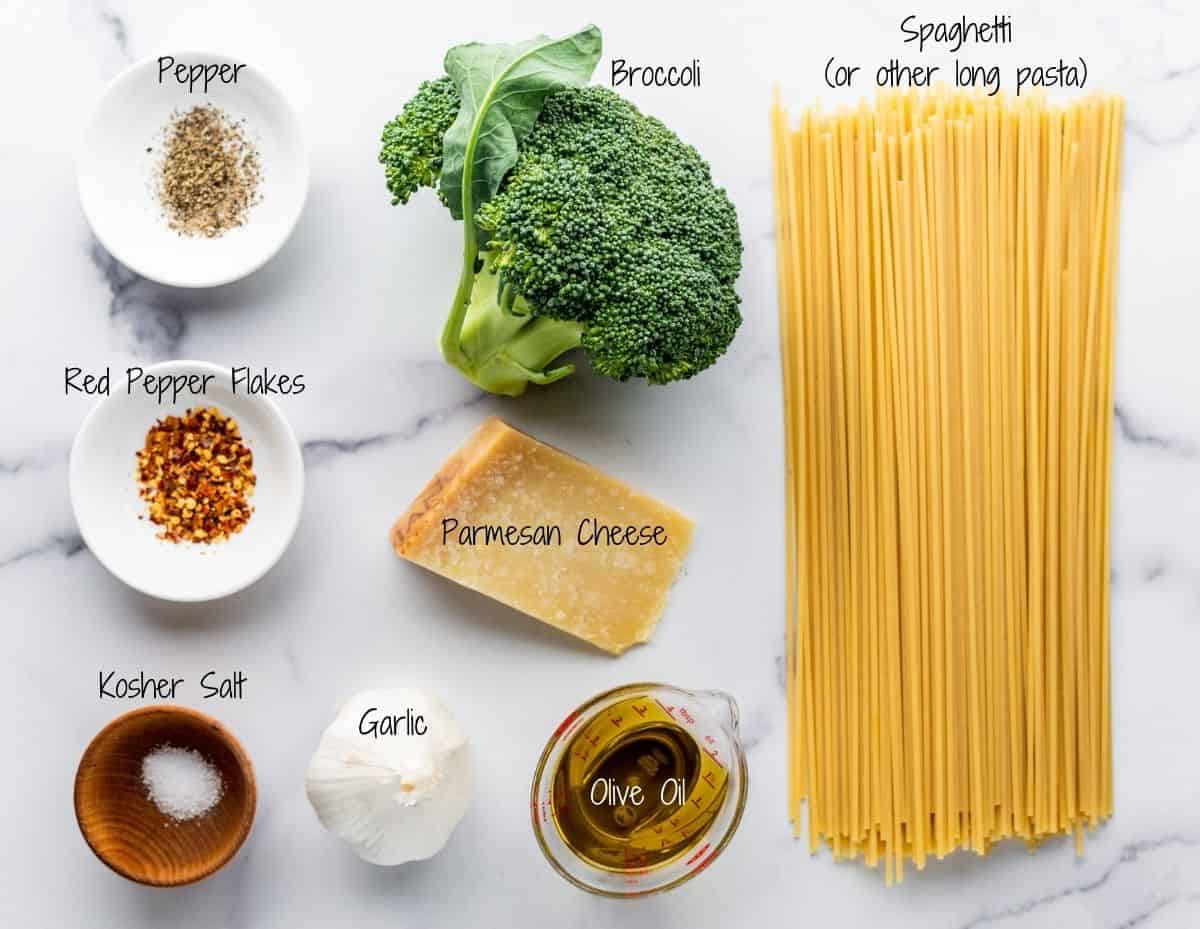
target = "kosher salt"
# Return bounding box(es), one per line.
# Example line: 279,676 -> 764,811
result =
140,744 -> 224,821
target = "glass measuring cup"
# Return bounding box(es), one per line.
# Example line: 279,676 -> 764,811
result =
530,683 -> 749,897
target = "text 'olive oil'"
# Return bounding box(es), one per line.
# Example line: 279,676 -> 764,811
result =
549,695 -> 729,872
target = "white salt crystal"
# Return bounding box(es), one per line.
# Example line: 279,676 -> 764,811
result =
140,744 -> 224,821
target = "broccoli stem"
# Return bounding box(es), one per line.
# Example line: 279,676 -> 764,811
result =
440,96 -> 486,373
440,217 -> 479,373
456,266 -> 584,396
440,98 -> 582,395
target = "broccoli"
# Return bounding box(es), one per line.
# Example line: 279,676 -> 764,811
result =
379,32 -> 742,396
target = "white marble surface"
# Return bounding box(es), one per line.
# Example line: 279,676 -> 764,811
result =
2,0 -> 1199,926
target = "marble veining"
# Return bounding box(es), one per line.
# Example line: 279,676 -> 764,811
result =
956,834 -> 1200,929
0,532 -> 87,571
96,8 -> 131,61
300,392 -> 489,468
1114,405 -> 1197,458
90,242 -> 190,358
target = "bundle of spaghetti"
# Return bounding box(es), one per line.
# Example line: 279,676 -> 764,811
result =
771,87 -> 1122,884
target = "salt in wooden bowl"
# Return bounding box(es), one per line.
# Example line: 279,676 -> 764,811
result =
74,705 -> 256,886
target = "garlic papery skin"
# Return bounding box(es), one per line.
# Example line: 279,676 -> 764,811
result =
305,688 -> 472,865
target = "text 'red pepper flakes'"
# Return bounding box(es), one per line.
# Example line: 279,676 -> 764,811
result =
135,406 -> 256,543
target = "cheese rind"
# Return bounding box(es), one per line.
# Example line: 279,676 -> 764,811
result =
391,418 -> 694,654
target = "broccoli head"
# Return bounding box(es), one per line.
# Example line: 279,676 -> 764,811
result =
380,71 -> 742,395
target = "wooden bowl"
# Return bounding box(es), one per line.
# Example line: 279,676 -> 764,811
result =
74,705 -> 256,886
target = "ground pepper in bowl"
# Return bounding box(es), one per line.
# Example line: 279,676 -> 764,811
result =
136,407 -> 256,543
154,105 -> 261,238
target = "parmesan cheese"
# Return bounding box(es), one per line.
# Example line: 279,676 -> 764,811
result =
391,418 -> 693,654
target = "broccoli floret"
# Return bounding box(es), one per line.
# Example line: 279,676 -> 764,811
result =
380,79 -> 742,395
380,76 -> 459,206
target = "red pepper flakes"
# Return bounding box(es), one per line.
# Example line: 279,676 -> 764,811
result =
135,406 -> 256,544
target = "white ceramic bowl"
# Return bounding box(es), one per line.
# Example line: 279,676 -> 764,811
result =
69,361 -> 305,602
79,52 -> 308,288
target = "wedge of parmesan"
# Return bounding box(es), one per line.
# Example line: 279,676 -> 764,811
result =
391,418 -> 693,654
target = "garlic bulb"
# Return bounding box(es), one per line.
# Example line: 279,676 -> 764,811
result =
305,688 -> 472,865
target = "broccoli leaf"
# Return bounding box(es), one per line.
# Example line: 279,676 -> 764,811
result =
439,25 -> 601,222
437,26 -> 601,376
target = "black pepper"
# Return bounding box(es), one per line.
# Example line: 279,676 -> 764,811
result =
156,105 -> 261,238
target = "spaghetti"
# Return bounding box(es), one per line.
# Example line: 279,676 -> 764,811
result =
771,88 -> 1122,882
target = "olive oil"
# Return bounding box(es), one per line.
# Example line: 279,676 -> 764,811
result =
550,696 -> 730,872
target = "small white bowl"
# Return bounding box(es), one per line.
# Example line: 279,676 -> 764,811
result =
69,361 -> 304,602
79,51 -> 307,288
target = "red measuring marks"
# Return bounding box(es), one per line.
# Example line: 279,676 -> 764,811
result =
552,709 -> 582,740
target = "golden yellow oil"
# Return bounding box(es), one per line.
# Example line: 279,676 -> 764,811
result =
550,713 -> 728,872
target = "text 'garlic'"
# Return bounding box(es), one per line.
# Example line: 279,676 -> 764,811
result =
305,688 -> 471,865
